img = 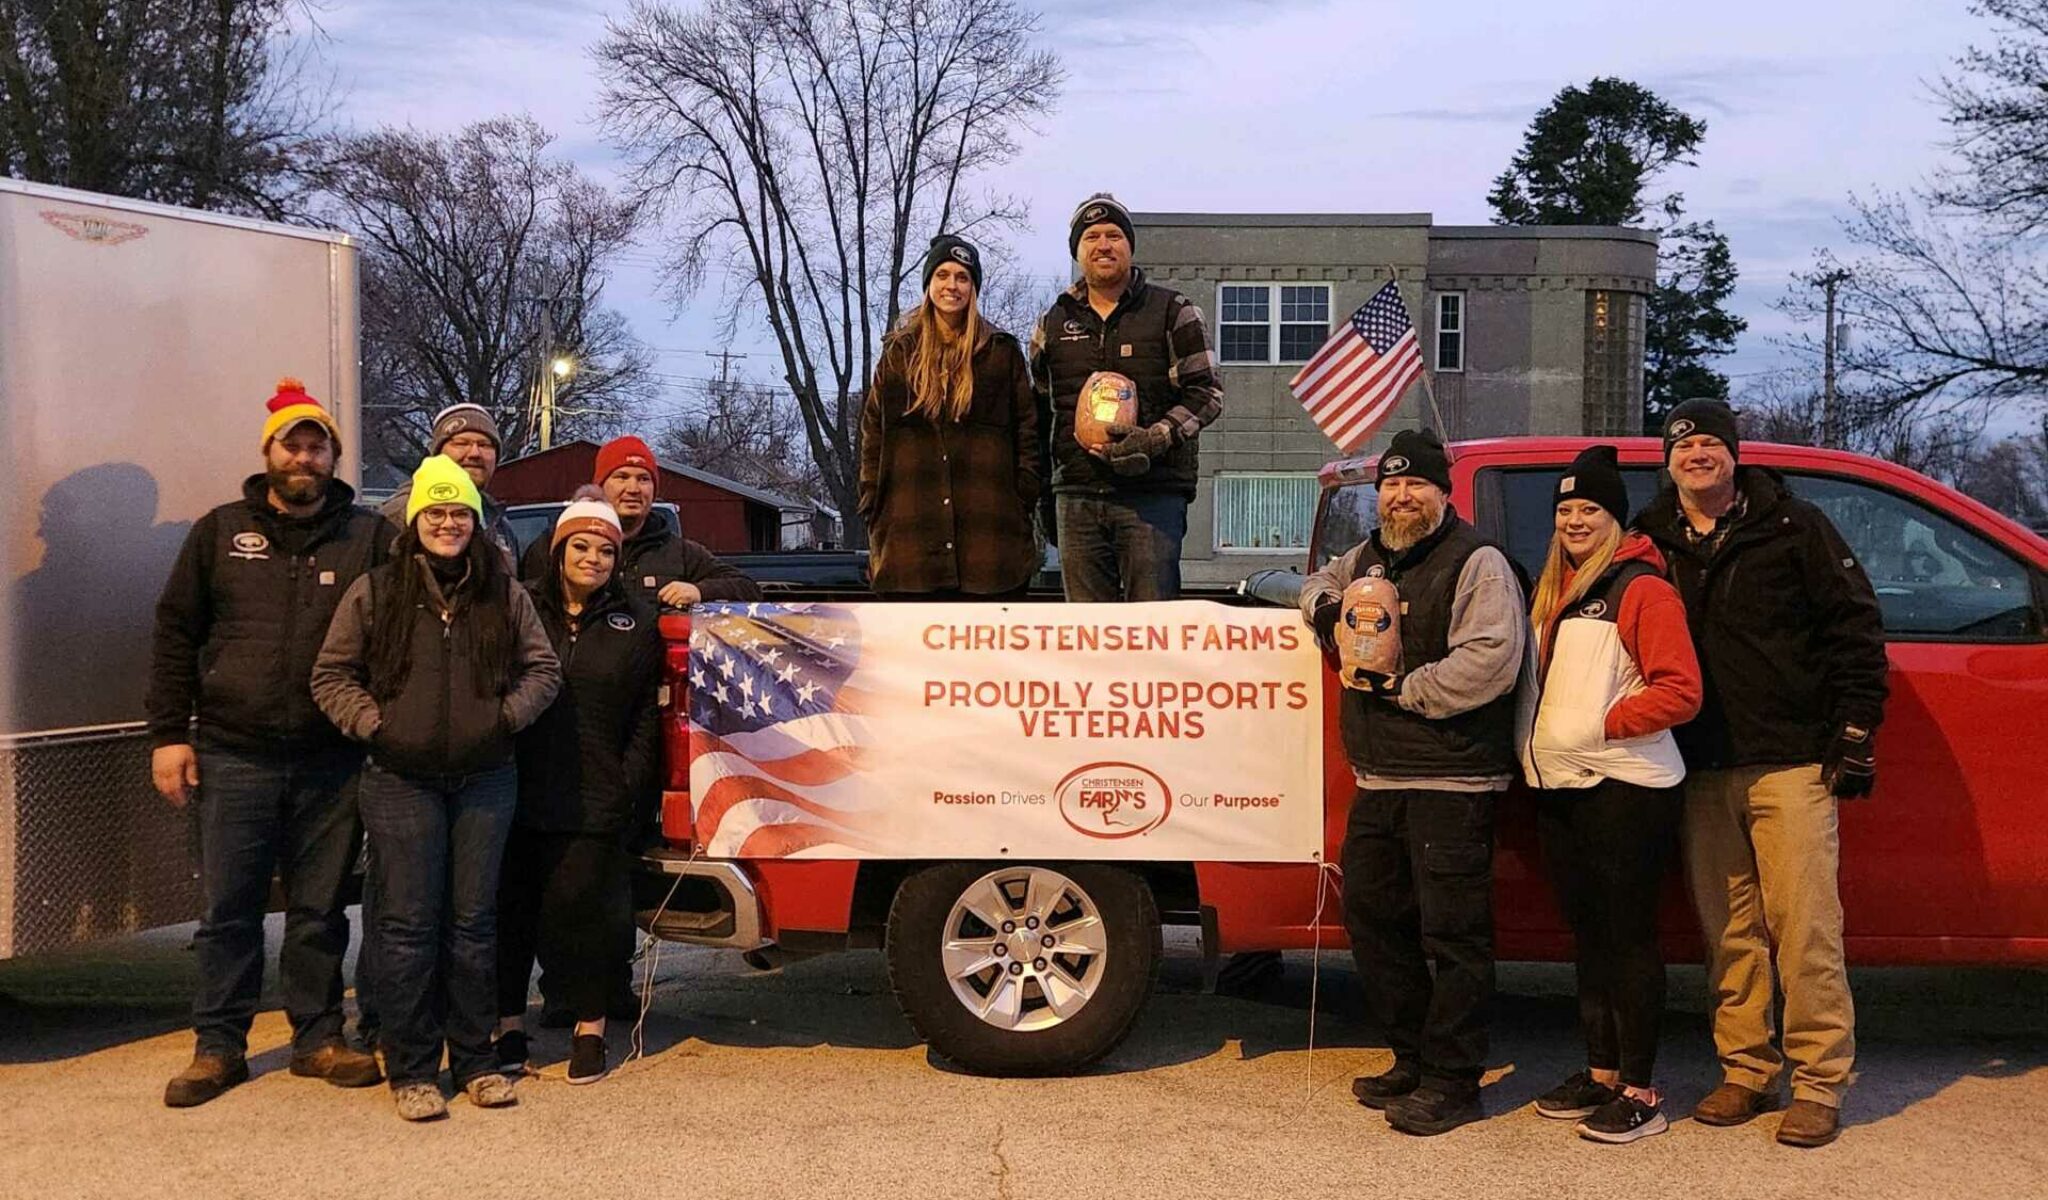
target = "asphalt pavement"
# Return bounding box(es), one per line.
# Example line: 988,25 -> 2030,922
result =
2,919 -> 2042,1200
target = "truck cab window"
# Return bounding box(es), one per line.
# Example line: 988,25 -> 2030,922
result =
1313,482 -> 1380,569
1785,474 -> 2042,640
1485,467 -> 1663,581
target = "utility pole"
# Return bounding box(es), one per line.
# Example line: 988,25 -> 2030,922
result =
537,297 -> 557,453
1813,268 -> 1851,448
705,348 -> 749,387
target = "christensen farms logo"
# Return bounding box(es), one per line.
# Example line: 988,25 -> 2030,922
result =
1381,455 -> 1410,475
229,532 -> 271,560
1669,418 -> 1696,440
1056,763 -> 1172,839
425,481 -> 461,502
41,210 -> 148,245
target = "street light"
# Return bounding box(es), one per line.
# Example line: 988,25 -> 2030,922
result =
551,355 -> 576,379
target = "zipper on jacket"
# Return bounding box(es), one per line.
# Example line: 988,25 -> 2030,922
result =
441,607 -> 454,765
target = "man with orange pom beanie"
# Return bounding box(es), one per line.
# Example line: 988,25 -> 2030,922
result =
146,378 -> 398,1107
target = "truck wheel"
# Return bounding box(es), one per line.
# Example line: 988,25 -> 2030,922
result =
886,862 -> 1160,1077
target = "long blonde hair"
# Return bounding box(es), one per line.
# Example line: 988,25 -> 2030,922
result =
1529,520 -> 1625,659
901,291 -> 981,422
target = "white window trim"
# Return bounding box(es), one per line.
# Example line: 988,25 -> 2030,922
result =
1215,282 -> 1335,366
1434,290 -> 1466,374
1212,471 -> 1320,554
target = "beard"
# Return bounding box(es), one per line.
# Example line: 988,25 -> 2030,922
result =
1378,496 -> 1445,552
267,464 -> 330,506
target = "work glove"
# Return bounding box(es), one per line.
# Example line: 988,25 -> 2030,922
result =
1349,669 -> 1403,700
1821,722 -> 1877,800
1102,421 -> 1175,477
1309,595 -> 1340,650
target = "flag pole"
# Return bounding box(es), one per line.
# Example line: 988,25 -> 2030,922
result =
1386,264 -> 1453,442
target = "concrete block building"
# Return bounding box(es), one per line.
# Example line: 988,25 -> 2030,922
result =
1131,212 -> 1657,586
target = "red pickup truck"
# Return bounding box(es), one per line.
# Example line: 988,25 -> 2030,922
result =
635,437 -> 2048,1076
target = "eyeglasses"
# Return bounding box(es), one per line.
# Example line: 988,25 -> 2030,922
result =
442,434 -> 496,454
420,507 -> 476,529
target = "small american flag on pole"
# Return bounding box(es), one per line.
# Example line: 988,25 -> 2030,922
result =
1288,281 -> 1426,453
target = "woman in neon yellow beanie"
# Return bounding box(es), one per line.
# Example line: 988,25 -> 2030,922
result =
313,453 -> 562,1121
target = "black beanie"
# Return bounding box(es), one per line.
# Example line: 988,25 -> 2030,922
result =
1068,193 -> 1135,260
1663,398 -> 1741,462
1376,427 -> 1453,493
921,234 -> 982,292
1553,444 -> 1630,525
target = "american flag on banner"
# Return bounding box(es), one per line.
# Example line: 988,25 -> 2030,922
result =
1288,281 -> 1426,453
688,602 -> 882,857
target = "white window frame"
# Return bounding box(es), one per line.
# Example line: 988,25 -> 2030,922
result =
1212,471 -> 1321,553
1434,291 -> 1466,373
1215,282 -> 1334,366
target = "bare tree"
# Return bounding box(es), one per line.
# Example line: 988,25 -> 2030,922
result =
309,116 -> 656,476
1930,0 -> 2048,235
655,376 -> 828,503
593,0 -> 1061,538
0,0 -> 327,218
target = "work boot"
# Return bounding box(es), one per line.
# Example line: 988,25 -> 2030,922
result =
1694,1080 -> 1776,1127
164,1051 -> 250,1108
289,1041 -> 384,1088
1775,1099 -> 1842,1148
1385,1086 -> 1484,1136
1351,1062 -> 1421,1110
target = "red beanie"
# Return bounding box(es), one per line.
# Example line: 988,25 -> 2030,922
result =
594,436 -> 659,489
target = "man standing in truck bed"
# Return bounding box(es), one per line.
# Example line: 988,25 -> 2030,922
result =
146,380 -> 394,1107
1029,193 -> 1224,601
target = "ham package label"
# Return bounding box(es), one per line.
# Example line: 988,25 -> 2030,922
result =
685,601 -> 1326,861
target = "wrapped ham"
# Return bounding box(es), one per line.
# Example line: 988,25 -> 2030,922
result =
1338,574 -> 1402,686
1075,370 -> 1136,451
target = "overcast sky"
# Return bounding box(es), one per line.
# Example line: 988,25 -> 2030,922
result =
301,0 -> 1981,406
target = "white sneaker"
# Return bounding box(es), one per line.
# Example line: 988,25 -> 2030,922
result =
393,1083 -> 447,1122
465,1072 -> 519,1109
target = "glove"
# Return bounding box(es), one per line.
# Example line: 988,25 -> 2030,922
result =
1349,669 -> 1403,700
1309,596 -> 1340,650
1102,421 -> 1174,477
1821,722 -> 1876,799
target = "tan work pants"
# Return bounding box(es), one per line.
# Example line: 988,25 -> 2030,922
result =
1683,764 -> 1855,1107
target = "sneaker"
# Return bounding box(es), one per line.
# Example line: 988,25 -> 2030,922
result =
1534,1069 -> 1618,1120
1576,1093 -> 1669,1144
1385,1086 -> 1484,1136
163,1051 -> 250,1108
393,1082 -> 448,1122
567,1033 -> 610,1085
1350,1062 -> 1421,1110
465,1072 -> 519,1109
494,1030 -> 530,1076
289,1041 -> 384,1088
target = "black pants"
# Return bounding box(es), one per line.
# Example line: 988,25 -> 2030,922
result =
1340,786 -> 1496,1095
1536,779 -> 1682,1088
496,828 -> 632,1024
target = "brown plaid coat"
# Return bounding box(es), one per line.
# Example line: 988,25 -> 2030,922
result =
858,327 -> 1042,594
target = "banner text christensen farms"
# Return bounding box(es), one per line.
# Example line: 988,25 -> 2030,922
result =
922,619 -> 1313,739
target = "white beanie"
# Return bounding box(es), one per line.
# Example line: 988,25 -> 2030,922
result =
551,484 -> 623,551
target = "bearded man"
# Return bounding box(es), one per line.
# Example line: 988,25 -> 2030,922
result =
1298,427 -> 1527,1137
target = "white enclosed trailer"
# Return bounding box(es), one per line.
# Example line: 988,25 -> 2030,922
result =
0,179 -> 359,959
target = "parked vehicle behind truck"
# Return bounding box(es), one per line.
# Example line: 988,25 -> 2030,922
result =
633,437 -> 2048,1076
0,180 -> 362,961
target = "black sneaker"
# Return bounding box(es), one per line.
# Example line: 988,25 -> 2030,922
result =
494,1030 -> 529,1075
1535,1069 -> 1619,1120
1576,1093 -> 1668,1144
566,1033 -> 609,1085
1385,1086 -> 1483,1136
1351,1062 -> 1422,1110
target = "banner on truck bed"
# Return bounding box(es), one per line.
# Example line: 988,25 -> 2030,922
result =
686,601 -> 1324,861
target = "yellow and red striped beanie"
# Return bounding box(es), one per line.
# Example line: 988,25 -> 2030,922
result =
260,377 -> 342,452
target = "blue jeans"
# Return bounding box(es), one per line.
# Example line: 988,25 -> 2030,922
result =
358,760 -> 517,1089
191,743 -> 363,1057
1056,492 -> 1188,602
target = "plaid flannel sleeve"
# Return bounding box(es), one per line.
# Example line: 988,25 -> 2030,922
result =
1160,295 -> 1224,442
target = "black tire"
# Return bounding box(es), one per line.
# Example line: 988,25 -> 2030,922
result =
886,861 -> 1160,1077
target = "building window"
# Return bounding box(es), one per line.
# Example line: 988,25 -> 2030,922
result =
1217,283 -> 1331,364
1435,292 -> 1465,372
1214,473 -> 1320,551
1584,289 -> 1645,435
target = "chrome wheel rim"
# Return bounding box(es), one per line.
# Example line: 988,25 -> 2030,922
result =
941,866 -> 1108,1031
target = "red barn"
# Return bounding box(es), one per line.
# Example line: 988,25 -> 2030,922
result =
490,439 -> 789,553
